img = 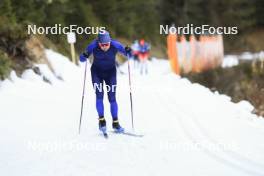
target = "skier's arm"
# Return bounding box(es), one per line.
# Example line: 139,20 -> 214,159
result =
79,40 -> 97,62
112,40 -> 132,58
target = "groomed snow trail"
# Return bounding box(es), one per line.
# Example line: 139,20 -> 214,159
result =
0,50 -> 264,176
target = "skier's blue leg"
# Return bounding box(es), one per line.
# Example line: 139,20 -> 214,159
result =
91,66 -> 105,118
105,67 -> 118,120
110,101 -> 118,120
105,68 -> 124,133
96,99 -> 104,117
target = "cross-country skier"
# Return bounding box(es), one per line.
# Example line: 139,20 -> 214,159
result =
79,31 -> 131,134
138,39 -> 150,75
131,40 -> 140,67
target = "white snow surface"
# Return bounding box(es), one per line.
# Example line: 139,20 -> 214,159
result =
222,51 -> 264,68
222,55 -> 239,68
0,49 -> 264,176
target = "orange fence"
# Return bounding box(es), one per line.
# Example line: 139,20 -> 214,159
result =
167,33 -> 180,74
167,34 -> 224,74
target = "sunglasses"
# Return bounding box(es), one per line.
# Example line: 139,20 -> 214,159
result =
99,42 -> 110,47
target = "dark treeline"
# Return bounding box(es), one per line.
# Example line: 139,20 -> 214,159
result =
161,0 -> 263,30
0,0 -> 263,54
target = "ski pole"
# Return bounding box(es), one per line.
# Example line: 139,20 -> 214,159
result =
79,60 -> 88,134
127,59 -> 134,130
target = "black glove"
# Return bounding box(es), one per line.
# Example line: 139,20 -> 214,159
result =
125,46 -> 132,53
79,52 -> 90,62
125,46 -> 132,57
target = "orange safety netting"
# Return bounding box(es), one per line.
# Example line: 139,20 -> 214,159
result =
167,34 -> 224,74
167,33 -> 180,74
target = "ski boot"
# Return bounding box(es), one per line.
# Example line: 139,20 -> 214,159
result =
112,120 -> 124,133
98,117 -> 107,133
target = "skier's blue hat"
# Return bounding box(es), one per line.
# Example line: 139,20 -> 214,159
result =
98,30 -> 111,44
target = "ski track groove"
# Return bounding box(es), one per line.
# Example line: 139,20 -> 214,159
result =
173,100 -> 264,171
157,92 -> 264,176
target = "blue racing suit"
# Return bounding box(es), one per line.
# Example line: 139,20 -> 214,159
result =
80,39 -> 129,120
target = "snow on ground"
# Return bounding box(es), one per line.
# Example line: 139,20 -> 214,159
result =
0,49 -> 264,176
222,51 -> 264,68
222,55 -> 239,67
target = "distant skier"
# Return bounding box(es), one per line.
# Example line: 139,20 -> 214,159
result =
131,40 -> 140,67
79,31 -> 131,134
138,39 -> 150,75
